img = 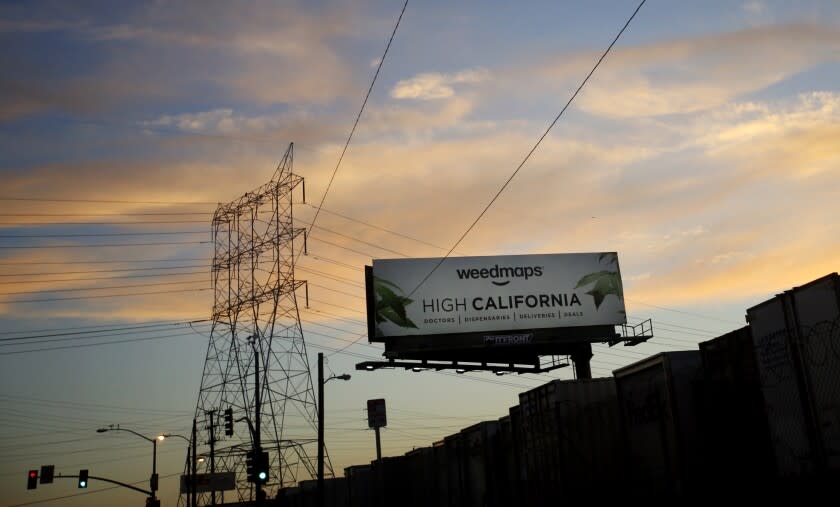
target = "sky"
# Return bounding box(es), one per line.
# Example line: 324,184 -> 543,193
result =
1,0 -> 839,505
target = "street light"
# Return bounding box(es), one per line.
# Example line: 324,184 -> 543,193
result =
97,425 -> 160,501
159,433 -> 195,507
317,353 -> 350,507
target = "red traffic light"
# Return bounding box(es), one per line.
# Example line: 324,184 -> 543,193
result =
27,470 -> 38,490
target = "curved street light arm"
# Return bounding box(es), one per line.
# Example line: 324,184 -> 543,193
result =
97,425 -> 155,443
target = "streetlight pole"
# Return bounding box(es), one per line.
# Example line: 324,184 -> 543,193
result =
317,352 -> 351,507
97,425 -> 162,501
160,432 -> 193,507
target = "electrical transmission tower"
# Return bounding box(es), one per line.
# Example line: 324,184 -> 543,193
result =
181,144 -> 328,504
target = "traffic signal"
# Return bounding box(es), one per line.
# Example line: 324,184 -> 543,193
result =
246,450 -> 256,483
27,470 -> 38,490
78,469 -> 88,489
224,408 -> 233,436
256,451 -> 269,484
40,465 -> 54,484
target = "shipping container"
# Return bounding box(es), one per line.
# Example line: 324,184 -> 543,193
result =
277,486 -> 300,507
517,377 -> 624,503
614,351 -> 703,498
404,446 -> 437,507
432,440 -> 450,507
344,464 -> 371,507
460,420 -> 501,507
282,478 -> 347,507
747,272 -> 840,478
369,456 -> 409,507
443,432 -> 465,507
497,413 -> 522,506
698,326 -> 775,487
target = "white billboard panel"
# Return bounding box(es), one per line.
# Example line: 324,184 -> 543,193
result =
369,252 -> 626,340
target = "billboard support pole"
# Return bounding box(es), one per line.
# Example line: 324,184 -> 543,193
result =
571,343 -> 593,380
374,427 -> 382,462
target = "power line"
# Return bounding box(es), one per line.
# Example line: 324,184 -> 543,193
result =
298,220 -> 408,257
626,298 -> 743,325
301,203 -> 452,252
0,323 -> 212,348
0,219 -> 208,225
0,196 -> 216,205
0,264 -> 207,277
0,330 -> 201,355
0,240 -> 210,249
0,230 -> 206,238
0,270 -> 206,285
0,393 -> 193,415
0,317 -> 206,336
0,319 -> 209,342
0,211 -> 212,217
0,279 -> 207,296
1,287 -> 210,304
0,257 -> 208,265
406,0 -> 647,298
308,0 -> 409,233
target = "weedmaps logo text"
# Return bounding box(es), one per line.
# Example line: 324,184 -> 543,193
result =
455,265 -> 544,286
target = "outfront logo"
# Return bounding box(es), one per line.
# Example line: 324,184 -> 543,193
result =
455,265 -> 544,286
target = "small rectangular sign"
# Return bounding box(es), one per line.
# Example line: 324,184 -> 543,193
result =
367,398 -> 387,428
179,472 -> 237,493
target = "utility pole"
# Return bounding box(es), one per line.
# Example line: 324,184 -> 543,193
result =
570,342 -> 593,380
251,334 -> 263,504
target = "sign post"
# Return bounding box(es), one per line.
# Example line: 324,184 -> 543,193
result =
366,399 -> 387,461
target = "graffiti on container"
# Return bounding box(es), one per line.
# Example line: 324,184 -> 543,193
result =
802,319 -> 840,366
625,390 -> 669,426
756,329 -> 793,384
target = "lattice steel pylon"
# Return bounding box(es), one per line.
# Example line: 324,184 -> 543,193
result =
180,143 -> 329,505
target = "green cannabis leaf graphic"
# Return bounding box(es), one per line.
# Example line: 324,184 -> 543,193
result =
373,277 -> 418,334
575,253 -> 623,310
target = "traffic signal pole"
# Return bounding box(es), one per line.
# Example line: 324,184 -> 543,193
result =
52,473 -> 153,496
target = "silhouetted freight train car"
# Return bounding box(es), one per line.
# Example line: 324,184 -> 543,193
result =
747,273 -> 840,483
404,446 -> 437,507
443,432 -> 465,506
516,377 -> 624,504
369,455 -> 410,507
698,326 -> 775,490
497,413 -> 522,506
278,478 -> 347,507
614,351 -> 704,499
344,464 -> 371,507
460,420 -> 502,507
432,440 -> 450,506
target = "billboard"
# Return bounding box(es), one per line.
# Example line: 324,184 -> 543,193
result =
366,252 -> 626,354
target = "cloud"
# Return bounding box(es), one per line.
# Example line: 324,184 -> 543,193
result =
391,69 -> 490,100
524,23 -> 840,118
0,1 -> 382,118
743,1 -> 767,15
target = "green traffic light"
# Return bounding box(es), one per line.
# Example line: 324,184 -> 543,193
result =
258,472 -> 267,480
79,481 -> 87,487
